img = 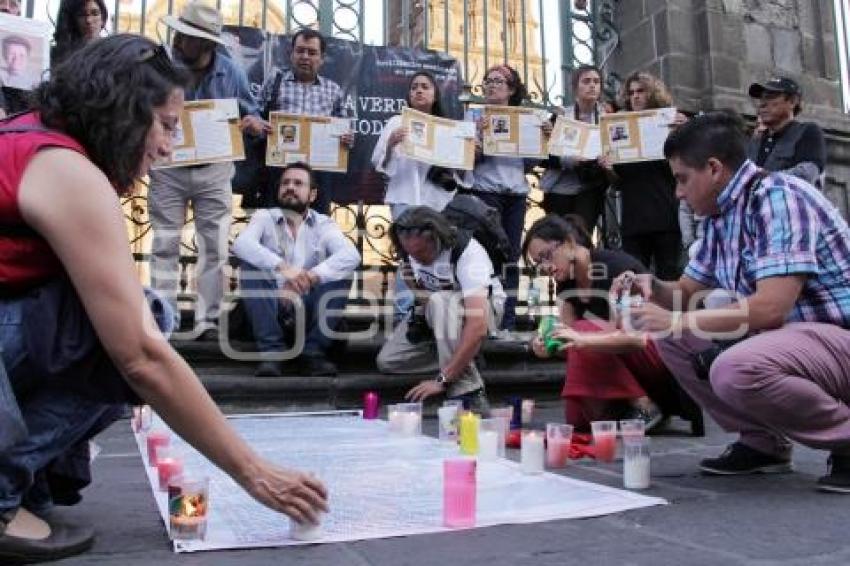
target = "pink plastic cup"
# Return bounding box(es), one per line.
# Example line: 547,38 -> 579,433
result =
443,459 -> 476,528
591,421 -> 617,463
146,430 -> 170,467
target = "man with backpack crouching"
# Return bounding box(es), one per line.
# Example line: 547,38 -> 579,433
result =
377,206 -> 506,415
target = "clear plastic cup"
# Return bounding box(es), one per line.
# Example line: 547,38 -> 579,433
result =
168,476 -> 209,540
521,399 -> 535,426
443,459 -> 476,528
591,420 -> 617,463
146,430 -> 170,467
156,447 -> 184,492
623,437 -> 651,489
546,423 -> 573,468
619,419 -> 645,445
388,402 -> 422,436
438,404 -> 460,442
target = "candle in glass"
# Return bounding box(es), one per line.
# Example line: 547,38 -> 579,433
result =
146,430 -> 170,467
521,430 -> 545,474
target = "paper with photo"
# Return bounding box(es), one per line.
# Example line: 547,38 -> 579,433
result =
154,98 -> 245,168
267,112 -> 349,172
548,116 -> 601,160
399,107 -> 475,170
0,13 -> 51,91
482,105 -> 547,159
600,107 -> 677,164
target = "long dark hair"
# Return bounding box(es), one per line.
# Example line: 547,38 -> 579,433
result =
389,206 -> 458,259
522,214 -> 593,265
34,34 -> 189,193
406,71 -> 445,118
52,0 -> 108,63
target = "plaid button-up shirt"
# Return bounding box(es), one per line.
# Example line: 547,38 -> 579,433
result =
274,70 -> 352,119
686,159 -> 850,327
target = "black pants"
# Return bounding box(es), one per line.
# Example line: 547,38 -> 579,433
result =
621,231 -> 683,280
542,189 -> 604,234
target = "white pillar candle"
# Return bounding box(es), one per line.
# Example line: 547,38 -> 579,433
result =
624,455 -> 651,489
521,399 -> 535,426
388,408 -> 403,433
478,430 -> 499,461
290,515 -> 324,541
399,412 -> 421,436
520,431 -> 545,474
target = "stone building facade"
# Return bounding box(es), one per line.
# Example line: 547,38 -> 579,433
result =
610,0 -> 850,216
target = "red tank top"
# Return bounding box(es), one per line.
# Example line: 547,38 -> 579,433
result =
0,112 -> 87,293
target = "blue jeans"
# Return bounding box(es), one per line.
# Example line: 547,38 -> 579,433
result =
239,262 -> 351,356
0,288 -> 174,515
467,191 -> 526,330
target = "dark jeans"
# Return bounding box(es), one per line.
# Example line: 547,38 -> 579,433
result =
465,190 -> 527,331
0,290 -> 174,515
622,231 -> 683,281
239,262 -> 351,356
542,190 -> 604,235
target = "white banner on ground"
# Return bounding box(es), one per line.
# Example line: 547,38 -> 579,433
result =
133,412 -> 666,553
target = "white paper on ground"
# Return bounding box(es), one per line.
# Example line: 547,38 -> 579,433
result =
133,412 -> 666,553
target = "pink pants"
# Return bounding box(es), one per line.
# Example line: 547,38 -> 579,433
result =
654,322 -> 850,458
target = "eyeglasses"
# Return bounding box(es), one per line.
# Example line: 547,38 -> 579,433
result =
483,78 -> 508,87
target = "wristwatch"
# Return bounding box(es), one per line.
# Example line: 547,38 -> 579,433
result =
436,371 -> 449,385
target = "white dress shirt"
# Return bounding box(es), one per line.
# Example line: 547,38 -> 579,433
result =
232,207 -> 360,284
371,114 -> 456,210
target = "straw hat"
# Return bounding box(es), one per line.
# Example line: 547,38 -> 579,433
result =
161,1 -> 225,46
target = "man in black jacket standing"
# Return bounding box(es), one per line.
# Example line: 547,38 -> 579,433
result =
747,77 -> 827,188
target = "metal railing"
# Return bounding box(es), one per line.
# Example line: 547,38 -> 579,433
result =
23,0 -> 622,311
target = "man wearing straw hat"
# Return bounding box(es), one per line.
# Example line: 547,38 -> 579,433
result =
149,0 -> 267,341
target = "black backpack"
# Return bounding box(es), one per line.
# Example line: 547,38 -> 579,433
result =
442,194 -> 513,274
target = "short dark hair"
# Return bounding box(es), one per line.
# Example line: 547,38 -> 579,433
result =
407,70 -> 445,118
291,28 -> 326,54
389,206 -> 458,259
280,161 -> 317,190
522,214 -> 593,265
663,110 -> 748,171
33,35 -> 189,193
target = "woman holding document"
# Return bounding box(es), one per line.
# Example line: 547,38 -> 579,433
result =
0,35 -> 326,563
465,64 -> 545,333
604,72 -> 687,280
372,70 -> 457,216
540,64 -> 612,235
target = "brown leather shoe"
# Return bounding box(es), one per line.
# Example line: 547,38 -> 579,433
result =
0,509 -> 95,564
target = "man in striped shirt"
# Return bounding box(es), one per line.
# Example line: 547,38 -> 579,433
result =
610,111 -> 850,493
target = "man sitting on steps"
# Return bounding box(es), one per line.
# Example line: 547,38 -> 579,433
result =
233,162 -> 359,377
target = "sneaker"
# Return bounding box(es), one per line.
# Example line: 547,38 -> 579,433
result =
699,442 -> 792,475
816,453 -> 850,494
254,361 -> 283,378
622,403 -> 665,432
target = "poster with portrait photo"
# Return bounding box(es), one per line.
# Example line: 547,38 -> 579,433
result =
277,122 -> 300,151
0,13 -> 50,91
